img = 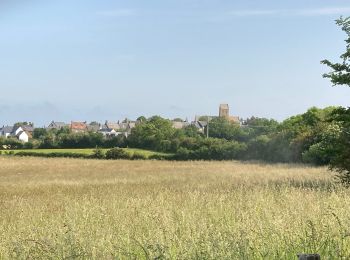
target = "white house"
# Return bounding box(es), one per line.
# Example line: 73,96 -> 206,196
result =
98,128 -> 118,137
16,131 -> 30,143
0,126 -> 31,143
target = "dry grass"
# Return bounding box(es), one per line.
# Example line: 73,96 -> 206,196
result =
0,157 -> 349,259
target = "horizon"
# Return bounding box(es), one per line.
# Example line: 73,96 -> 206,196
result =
1,0 -> 350,126
0,103 -> 343,128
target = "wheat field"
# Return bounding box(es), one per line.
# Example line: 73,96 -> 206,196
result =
0,157 -> 349,259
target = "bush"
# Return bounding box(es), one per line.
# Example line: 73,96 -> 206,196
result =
91,147 -> 105,159
14,151 -> 89,159
148,154 -> 167,160
132,152 -> 147,160
105,148 -> 131,160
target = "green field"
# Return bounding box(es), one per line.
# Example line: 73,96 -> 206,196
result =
0,157 -> 349,259
3,148 -> 168,158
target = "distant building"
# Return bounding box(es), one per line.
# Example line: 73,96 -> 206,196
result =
98,128 -> 118,137
87,123 -> 101,132
104,121 -> 120,130
0,125 -> 31,142
47,121 -> 67,130
219,103 -> 240,124
172,120 -> 190,129
219,104 -> 230,118
70,121 -> 88,133
16,130 -> 32,143
0,126 -> 15,138
191,121 -> 208,133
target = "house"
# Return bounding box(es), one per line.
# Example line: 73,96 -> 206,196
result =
191,121 -> 208,133
98,128 -> 118,137
87,123 -> 101,132
0,126 -> 31,143
47,121 -> 67,130
172,121 -> 190,129
104,119 -> 137,137
21,125 -> 34,134
70,121 -> 88,133
104,121 -> 120,130
16,130 -> 32,143
0,126 -> 14,138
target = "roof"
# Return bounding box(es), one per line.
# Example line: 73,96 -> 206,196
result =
99,128 -> 116,133
172,121 -> 190,129
48,121 -> 66,128
191,121 -> 207,129
104,121 -> 120,130
1,126 -> 14,133
87,124 -> 101,132
70,121 -> 88,130
198,121 -> 208,128
21,125 -> 34,132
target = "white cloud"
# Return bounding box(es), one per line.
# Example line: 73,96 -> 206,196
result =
228,7 -> 350,17
96,9 -> 136,17
297,7 -> 350,16
228,10 -> 282,17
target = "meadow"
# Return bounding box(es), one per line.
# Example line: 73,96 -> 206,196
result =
0,157 -> 349,259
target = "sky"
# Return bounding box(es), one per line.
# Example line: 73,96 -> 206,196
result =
1,0 -> 350,126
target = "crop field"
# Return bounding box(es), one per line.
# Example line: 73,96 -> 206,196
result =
0,157 -> 349,259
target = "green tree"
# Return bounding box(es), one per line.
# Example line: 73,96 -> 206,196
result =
137,116 -> 147,122
128,116 -> 176,152
322,17 -> 350,86
321,17 -> 350,185
33,128 -> 47,139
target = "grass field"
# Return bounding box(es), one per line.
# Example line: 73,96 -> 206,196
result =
0,157 -> 349,259
3,148 -> 168,158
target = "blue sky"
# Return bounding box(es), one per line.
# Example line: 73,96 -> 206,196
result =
0,0 -> 350,126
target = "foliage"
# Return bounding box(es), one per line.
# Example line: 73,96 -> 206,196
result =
128,116 -> 176,152
321,17 -> 350,185
91,147 -> 105,159
131,152 -> 147,160
321,17 -> 350,87
105,148 -> 131,160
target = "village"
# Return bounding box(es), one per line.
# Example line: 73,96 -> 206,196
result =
0,104 -> 242,143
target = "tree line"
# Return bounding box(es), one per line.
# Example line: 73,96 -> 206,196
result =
0,106 -> 343,167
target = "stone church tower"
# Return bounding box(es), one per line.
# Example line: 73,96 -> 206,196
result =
219,104 -> 229,118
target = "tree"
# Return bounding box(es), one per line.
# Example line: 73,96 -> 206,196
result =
208,117 -> 246,142
14,122 -> 33,127
322,17 -> 350,86
322,17 -> 350,186
137,116 -> 147,122
33,128 -> 47,139
128,116 -> 176,152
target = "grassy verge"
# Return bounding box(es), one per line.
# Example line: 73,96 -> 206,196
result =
0,148 -> 171,159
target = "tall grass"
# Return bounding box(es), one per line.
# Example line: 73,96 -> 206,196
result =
0,157 -> 349,259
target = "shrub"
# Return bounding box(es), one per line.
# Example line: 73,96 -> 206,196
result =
91,147 -> 105,159
14,151 -> 89,159
132,152 -> 147,160
105,148 -> 131,160
148,154 -> 167,160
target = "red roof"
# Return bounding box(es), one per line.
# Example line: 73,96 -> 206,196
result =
70,121 -> 88,130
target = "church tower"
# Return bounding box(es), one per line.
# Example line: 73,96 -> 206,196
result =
219,104 -> 229,118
